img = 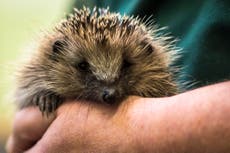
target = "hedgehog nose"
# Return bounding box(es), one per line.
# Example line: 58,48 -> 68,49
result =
102,88 -> 116,104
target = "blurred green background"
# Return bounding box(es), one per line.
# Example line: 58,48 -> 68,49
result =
0,0 -> 72,151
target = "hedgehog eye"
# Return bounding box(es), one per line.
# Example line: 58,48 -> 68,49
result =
52,40 -> 66,53
122,59 -> 132,69
77,61 -> 89,71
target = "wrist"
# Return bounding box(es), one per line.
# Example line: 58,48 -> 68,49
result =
118,97 -> 165,153
128,81 -> 230,153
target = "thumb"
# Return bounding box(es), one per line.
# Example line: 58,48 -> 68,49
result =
6,107 -> 55,153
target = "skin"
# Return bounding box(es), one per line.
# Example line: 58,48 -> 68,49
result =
6,81 -> 230,153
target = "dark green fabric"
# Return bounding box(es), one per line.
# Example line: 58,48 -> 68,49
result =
73,0 -> 230,88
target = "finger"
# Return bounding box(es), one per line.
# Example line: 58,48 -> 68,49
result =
6,107 -> 55,153
24,100 -> 133,153
24,101 -> 112,153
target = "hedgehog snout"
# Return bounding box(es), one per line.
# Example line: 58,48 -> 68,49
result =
101,87 -> 117,104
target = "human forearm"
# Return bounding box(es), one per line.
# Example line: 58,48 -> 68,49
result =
131,81 -> 230,153
7,81 -> 230,153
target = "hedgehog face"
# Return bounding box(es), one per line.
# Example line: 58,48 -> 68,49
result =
50,37 -> 126,103
41,36 -> 155,104
33,7 -> 177,104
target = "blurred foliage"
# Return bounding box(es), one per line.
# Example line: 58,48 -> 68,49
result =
0,0 -> 72,146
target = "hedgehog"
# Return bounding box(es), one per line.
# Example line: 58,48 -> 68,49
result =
15,7 -> 180,115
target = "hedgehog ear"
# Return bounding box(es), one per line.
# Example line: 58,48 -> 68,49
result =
52,40 -> 67,54
141,41 -> 155,56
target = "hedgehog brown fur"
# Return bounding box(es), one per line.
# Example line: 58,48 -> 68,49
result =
15,7 -> 180,114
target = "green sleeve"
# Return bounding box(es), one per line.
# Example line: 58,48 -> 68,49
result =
73,0 -> 230,88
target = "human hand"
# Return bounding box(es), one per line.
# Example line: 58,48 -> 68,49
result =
7,96 -> 146,153
6,81 -> 230,153
6,106 -> 55,153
